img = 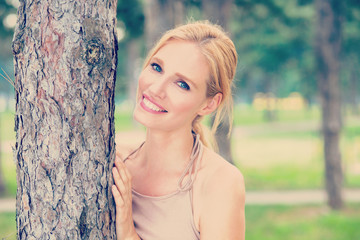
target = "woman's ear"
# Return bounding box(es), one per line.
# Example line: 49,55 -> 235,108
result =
198,93 -> 222,116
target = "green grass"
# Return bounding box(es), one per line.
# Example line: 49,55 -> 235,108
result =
0,111 -> 15,142
242,164 -> 324,190
245,204 -> 360,240
0,212 -> 16,240
233,104 -> 321,125
1,152 -> 16,197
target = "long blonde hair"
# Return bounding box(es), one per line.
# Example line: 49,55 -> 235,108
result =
142,20 -> 238,148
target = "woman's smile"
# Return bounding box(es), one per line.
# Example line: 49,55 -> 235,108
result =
140,95 -> 168,114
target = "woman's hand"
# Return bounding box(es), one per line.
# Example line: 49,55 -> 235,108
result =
112,152 -> 140,240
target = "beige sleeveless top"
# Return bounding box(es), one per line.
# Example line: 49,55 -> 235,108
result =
124,134 -> 203,240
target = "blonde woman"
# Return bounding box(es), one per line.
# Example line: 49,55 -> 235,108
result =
112,21 -> 245,240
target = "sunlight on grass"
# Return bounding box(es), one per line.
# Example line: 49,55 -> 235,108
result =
0,111 -> 15,142
242,164 -> 324,190
1,152 -> 17,197
0,212 -> 16,240
245,204 -> 360,240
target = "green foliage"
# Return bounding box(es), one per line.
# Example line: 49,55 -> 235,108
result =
117,0 -> 144,39
231,0 -> 317,101
0,1 -> 17,37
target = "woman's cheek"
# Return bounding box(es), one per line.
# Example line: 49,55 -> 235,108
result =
168,91 -> 199,113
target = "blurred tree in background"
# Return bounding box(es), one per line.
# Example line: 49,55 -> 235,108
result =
202,0 -> 235,164
315,0 -> 344,210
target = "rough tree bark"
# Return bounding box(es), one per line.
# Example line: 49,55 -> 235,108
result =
12,0 -> 118,238
315,0 -> 344,210
202,0 -> 234,164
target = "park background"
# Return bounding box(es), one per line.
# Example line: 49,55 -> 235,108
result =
0,0 -> 360,239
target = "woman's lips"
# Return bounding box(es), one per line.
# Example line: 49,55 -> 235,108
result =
140,95 -> 168,114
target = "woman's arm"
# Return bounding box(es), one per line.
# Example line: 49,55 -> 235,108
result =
199,164 -> 246,240
112,152 -> 141,240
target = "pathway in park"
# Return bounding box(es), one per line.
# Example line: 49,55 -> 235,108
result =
1,189 -> 360,212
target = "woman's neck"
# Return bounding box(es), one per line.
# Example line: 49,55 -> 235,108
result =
141,128 -> 194,172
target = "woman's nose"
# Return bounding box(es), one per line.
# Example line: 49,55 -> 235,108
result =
148,76 -> 167,99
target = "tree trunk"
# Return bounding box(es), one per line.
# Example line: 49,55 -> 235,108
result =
202,0 -> 232,27
263,75 -> 277,122
144,0 -> 185,50
202,0 -> 234,164
126,39 -> 141,104
315,0 -> 344,210
349,66 -> 359,115
12,0 -> 118,238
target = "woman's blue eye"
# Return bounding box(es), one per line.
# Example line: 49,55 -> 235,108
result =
177,81 -> 190,90
150,63 -> 162,73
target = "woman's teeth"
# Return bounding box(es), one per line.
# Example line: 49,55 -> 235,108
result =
143,98 -> 167,112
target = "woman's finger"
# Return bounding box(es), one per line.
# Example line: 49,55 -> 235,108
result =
113,167 -> 127,193
115,159 -> 132,188
112,185 -> 125,208
123,166 -> 132,189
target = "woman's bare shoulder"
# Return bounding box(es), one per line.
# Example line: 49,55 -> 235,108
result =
196,147 -> 246,239
199,147 -> 245,188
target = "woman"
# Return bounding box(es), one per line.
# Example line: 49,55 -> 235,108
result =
112,21 -> 245,240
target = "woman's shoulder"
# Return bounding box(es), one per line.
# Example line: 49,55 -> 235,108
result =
199,147 -> 245,190
196,147 -> 245,210
195,147 -> 245,237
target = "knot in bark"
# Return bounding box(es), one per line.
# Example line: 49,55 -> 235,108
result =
85,40 -> 104,66
12,40 -> 22,55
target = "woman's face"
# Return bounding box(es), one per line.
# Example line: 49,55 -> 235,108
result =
133,40 -> 212,132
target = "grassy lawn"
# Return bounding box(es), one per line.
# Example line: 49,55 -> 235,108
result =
0,212 -> 16,240
1,204 -> 360,239
245,204 -> 360,240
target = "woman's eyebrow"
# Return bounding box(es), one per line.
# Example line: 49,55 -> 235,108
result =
151,57 -> 164,66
